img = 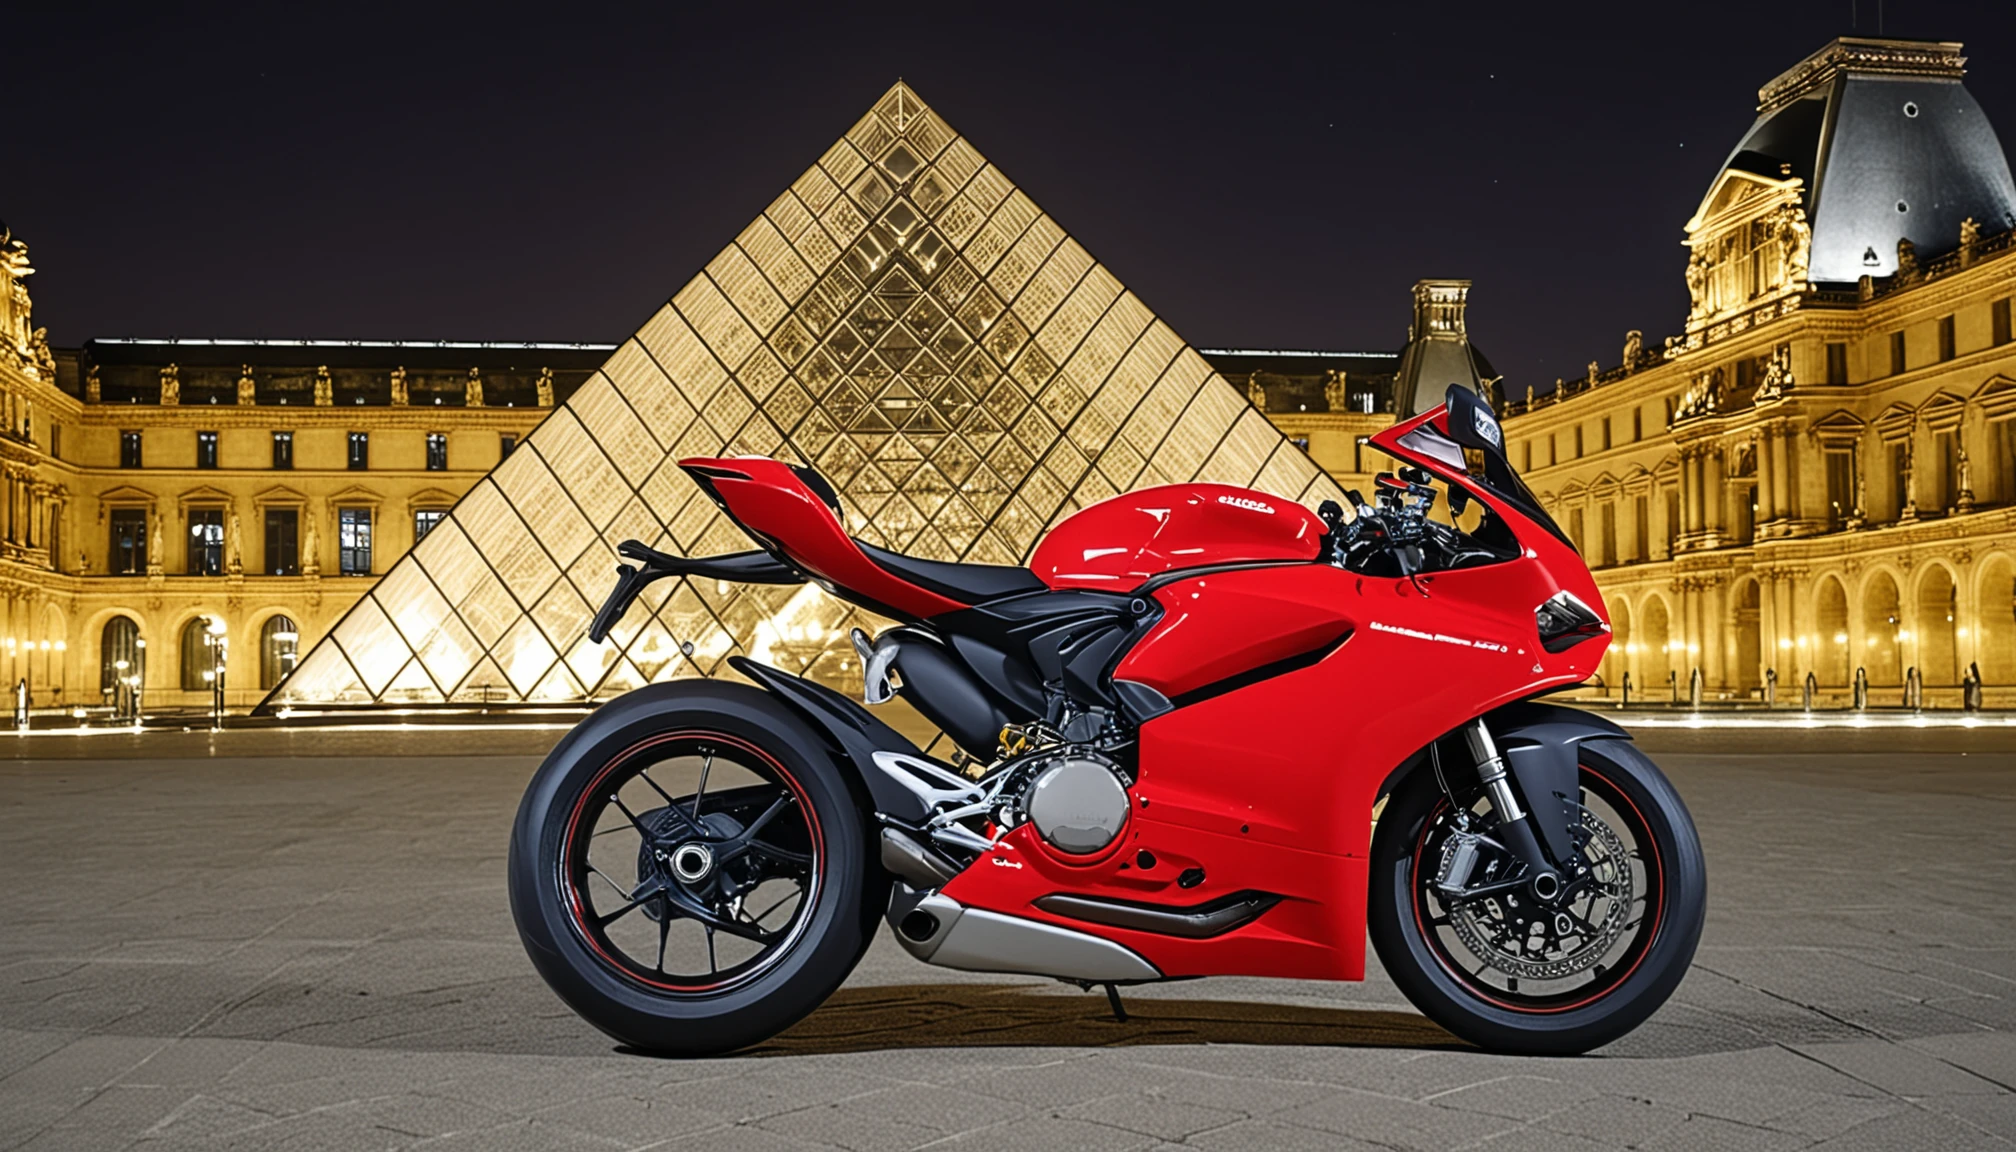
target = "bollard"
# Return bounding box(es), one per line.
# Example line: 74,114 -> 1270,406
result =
1853,666 -> 1868,710
12,678 -> 26,732
1803,671 -> 1816,712
1764,667 -> 1777,707
1964,661 -> 1984,711
1620,670 -> 1632,710
1688,667 -> 1704,709
1668,669 -> 1679,704
1905,666 -> 1922,711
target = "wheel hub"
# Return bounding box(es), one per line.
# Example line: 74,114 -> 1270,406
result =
669,842 -> 714,883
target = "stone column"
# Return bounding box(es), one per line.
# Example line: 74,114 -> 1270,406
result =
1704,578 -> 1727,689
1758,434 -> 1779,525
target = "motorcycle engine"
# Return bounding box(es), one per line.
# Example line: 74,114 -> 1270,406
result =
1008,749 -> 1130,855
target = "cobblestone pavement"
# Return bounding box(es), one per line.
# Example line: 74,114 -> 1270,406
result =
1,724 -> 2014,1150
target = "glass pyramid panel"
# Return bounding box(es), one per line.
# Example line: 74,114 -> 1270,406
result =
264,81 -> 1344,710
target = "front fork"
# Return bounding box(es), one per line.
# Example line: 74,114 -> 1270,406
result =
1446,718 -> 1565,903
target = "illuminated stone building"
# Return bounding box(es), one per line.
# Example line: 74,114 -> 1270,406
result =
0,237 -> 605,711
1504,37 -> 2016,705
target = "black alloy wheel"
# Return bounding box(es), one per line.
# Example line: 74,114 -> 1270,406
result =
509,680 -> 879,1055
1369,738 -> 1705,1055
560,732 -> 819,993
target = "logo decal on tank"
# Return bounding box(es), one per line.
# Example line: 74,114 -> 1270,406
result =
1215,495 -> 1274,514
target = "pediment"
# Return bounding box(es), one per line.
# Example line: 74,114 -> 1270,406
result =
324,484 -> 384,508
1976,374 -> 2016,420
1874,402 -> 1917,442
252,483 -> 310,507
1919,390 -> 1966,432
1685,169 -> 1803,237
175,484 -> 235,512
405,486 -> 461,511
96,484 -> 157,508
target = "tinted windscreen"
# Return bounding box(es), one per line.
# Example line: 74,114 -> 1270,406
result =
1396,423 -> 1572,550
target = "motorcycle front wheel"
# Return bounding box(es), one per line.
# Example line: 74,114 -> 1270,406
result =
1368,738 -> 1705,1055
508,680 -> 878,1055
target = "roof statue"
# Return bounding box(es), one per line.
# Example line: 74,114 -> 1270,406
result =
265,82 -> 1343,709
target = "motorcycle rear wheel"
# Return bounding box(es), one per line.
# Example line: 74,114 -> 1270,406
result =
1368,738 -> 1705,1055
508,680 -> 877,1055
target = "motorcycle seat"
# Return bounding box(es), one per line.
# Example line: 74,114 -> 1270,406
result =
780,461 -> 1047,606
852,540 -> 1047,605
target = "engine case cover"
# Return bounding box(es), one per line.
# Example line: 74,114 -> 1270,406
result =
1023,754 -> 1130,855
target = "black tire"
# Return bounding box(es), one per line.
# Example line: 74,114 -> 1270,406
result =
508,680 -> 874,1055
1368,739 -> 1705,1055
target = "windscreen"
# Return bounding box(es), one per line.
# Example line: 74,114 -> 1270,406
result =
1395,421 -> 1574,550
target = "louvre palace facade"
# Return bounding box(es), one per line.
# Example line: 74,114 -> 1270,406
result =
1505,37 -> 2016,705
2,34 -> 2011,714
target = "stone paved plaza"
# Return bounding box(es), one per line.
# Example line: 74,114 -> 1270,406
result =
2,721 -> 2014,1150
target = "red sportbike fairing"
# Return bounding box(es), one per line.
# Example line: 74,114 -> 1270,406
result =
509,386 -> 1706,1056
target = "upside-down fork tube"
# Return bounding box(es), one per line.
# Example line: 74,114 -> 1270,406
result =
1475,699 -> 1633,868
587,545 -> 802,643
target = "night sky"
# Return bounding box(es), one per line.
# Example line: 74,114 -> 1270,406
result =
12,3 -> 2016,389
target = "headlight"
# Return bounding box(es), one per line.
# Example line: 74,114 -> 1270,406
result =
1535,590 -> 1608,654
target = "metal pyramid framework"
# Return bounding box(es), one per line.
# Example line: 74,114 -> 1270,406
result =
266,82 -> 1346,709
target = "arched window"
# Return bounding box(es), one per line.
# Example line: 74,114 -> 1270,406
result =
99,616 -> 141,697
261,616 -> 299,690
180,617 -> 224,691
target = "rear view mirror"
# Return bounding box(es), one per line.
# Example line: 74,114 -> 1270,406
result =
1444,384 -> 1504,455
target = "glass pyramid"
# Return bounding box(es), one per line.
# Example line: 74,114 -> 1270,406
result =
264,82 -> 1345,709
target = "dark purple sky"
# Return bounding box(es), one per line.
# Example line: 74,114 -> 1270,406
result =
12,3 -> 2015,387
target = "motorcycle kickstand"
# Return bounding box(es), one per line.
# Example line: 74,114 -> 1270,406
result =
1104,983 -> 1128,1023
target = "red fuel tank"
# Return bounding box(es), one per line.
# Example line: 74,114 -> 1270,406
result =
1029,484 -> 1323,591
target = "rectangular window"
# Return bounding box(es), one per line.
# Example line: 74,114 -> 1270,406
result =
1996,419 -> 2016,504
1826,342 -> 1849,385
109,509 -> 148,574
1522,441 -> 1532,472
413,509 -> 447,543
120,431 -> 143,469
1549,436 -> 1558,467
1601,417 -> 1612,452
1353,436 -> 1369,472
347,432 -> 369,470
50,424 -> 61,460
499,434 -> 517,460
1935,430 -> 1958,509
338,508 -> 373,575
1632,409 -> 1643,442
1994,298 -> 2012,346
1600,504 -> 1617,567
187,509 -> 224,575
1890,330 -> 1907,376
272,431 -> 294,470
196,430 -> 219,469
1569,508 -> 1585,554
264,508 -> 299,576
1574,426 -> 1584,458
426,432 -> 448,471
1664,489 -> 1680,555
1892,442 -> 1912,517
1825,449 -> 1856,529
1938,315 -> 1957,362
1633,494 -> 1649,560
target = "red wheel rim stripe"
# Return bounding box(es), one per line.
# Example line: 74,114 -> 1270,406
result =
1407,761 -> 1665,1015
558,729 -> 824,994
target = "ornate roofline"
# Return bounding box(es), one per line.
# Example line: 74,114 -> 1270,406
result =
1758,37 -> 1966,114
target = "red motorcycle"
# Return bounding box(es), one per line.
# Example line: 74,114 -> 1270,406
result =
509,386 -> 1704,1055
